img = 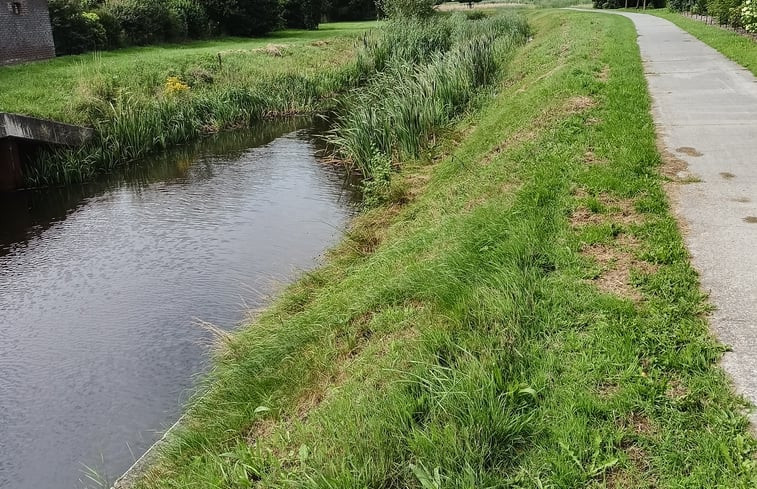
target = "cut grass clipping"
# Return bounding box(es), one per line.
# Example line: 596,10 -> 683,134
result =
133,10 -> 757,489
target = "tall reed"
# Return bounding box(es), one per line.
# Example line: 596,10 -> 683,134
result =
329,13 -> 530,181
29,14 -> 528,187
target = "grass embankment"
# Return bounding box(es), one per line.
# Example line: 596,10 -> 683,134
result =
0,22 -> 375,186
640,9 -> 757,75
2,13 -> 527,188
0,22 -> 374,123
133,9 -> 757,488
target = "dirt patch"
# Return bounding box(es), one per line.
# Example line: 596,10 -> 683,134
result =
720,171 -> 736,179
605,444 -> 656,489
583,149 -> 606,165
597,381 -> 620,399
570,207 -> 606,227
743,216 -> 757,223
570,192 -> 645,228
624,412 -> 655,436
310,40 -> 329,47
597,65 -> 611,83
732,197 -> 751,203
659,145 -> 695,182
581,238 -> 657,302
245,416 -> 278,446
666,377 -> 688,399
564,95 -> 597,113
676,146 -> 703,157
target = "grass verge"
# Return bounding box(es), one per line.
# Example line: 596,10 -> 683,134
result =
639,9 -> 757,75
0,22 -> 375,123
9,23 -> 375,187
133,9 -> 757,488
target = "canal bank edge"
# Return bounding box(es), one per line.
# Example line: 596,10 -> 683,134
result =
121,10 -> 757,488
0,112 -> 93,190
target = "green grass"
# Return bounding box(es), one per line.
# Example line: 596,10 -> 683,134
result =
329,14 -> 530,183
17,14 -> 530,189
0,21 -> 377,123
130,9 -> 757,489
639,9 -> 757,75
8,22 -> 385,186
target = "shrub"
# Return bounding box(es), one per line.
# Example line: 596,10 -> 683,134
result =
323,0 -> 379,20
706,0 -> 742,23
48,0 -> 107,54
109,0 -> 179,45
169,0 -> 211,38
283,0 -> 322,29
93,7 -> 123,49
378,0 -> 437,18
201,0 -> 282,36
743,0 -> 757,30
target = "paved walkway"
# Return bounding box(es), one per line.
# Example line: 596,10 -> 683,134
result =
576,10 -> 757,418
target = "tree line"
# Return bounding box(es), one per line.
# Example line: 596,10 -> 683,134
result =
48,0 -> 380,55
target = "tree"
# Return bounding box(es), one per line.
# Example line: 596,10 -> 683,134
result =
201,0 -> 281,36
323,0 -> 379,20
283,0 -> 322,29
379,0 -> 436,18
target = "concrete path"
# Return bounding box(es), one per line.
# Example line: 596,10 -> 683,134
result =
574,10 -> 757,418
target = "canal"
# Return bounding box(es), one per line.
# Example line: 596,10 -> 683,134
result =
0,121 -> 358,489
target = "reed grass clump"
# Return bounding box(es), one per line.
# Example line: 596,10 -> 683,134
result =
28,66 -> 363,186
28,14 -> 528,188
329,13 -> 529,182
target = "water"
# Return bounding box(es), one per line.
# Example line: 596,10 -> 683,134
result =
0,121 -> 359,489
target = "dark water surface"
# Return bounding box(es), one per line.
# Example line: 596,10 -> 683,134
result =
0,122 -> 358,489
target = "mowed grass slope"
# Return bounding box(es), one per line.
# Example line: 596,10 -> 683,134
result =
135,10 -> 757,488
0,21 -> 376,123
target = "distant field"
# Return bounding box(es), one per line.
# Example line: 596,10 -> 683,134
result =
0,21 -> 377,123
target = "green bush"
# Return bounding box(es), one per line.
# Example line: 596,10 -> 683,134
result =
707,0 -> 743,24
283,0 -> 322,29
201,0 -> 282,36
93,7 -> 123,49
592,0 -> 665,8
169,0 -> 211,38
323,0 -> 379,20
109,0 -> 181,45
378,0 -> 437,18
48,0 -> 108,54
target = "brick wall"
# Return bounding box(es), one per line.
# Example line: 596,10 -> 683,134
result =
0,0 -> 56,65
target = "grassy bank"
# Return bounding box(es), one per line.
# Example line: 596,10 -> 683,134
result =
639,9 -> 757,75
3,14 -> 528,188
0,22 -> 375,123
1,22 -> 376,187
131,9 -> 757,489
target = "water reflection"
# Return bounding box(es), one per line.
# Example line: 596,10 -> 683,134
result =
0,120 -> 358,489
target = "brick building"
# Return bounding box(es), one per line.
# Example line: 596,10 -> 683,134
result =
0,0 -> 56,65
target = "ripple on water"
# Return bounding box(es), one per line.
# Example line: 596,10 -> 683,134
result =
0,123 -> 358,489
